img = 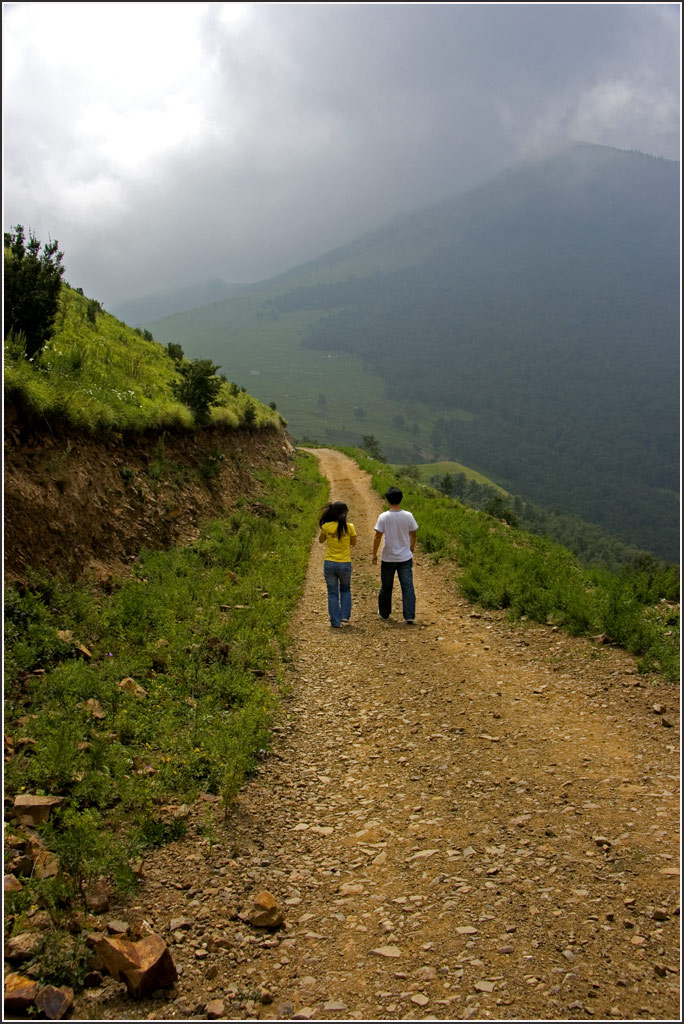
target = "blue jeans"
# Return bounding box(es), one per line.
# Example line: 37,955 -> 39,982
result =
323,561 -> 352,627
379,558 -> 415,621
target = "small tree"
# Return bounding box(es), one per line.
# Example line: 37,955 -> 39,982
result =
361,434 -> 384,461
171,358 -> 223,424
166,342 -> 184,364
4,224 -> 65,359
86,299 -> 101,325
438,473 -> 454,496
484,493 -> 518,526
242,400 -> 257,428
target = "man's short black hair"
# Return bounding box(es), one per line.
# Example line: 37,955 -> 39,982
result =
385,486 -> 403,504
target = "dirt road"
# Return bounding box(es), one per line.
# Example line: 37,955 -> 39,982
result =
75,448 -> 680,1022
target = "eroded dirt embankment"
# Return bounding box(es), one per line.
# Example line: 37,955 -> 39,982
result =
3,403 -> 296,585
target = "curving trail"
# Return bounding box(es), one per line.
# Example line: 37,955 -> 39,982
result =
76,448 -> 680,1022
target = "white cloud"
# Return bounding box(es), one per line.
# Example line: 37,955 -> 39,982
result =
569,77 -> 680,152
2,2 -> 680,305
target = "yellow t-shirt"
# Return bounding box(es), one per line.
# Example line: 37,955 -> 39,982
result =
321,521 -> 356,562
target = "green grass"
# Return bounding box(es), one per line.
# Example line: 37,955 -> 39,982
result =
4,452 -> 327,981
344,447 -> 680,682
4,284 -> 282,433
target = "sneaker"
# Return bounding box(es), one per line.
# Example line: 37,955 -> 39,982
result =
405,619 -> 415,625
341,619 -> 350,624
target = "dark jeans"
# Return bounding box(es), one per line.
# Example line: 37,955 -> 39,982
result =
378,558 -> 415,621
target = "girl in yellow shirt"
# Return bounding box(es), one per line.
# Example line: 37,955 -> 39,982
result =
318,501 -> 357,628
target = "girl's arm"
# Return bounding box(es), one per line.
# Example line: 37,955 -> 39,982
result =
350,533 -> 357,546
318,530 -> 327,544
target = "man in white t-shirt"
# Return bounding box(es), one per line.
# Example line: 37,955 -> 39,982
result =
372,486 -> 418,624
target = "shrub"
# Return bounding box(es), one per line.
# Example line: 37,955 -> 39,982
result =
171,358 -> 223,423
241,400 -> 257,428
166,342 -> 184,363
85,299 -> 101,325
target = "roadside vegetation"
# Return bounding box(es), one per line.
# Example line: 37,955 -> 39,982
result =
4,453 -> 326,986
347,447 -> 680,683
401,462 -> 657,572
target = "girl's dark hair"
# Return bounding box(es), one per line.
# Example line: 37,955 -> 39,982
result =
319,501 -> 349,540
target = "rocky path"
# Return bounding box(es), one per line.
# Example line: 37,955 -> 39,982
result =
75,448 -> 680,1022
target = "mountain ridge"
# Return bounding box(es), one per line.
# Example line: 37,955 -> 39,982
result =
132,141 -> 678,317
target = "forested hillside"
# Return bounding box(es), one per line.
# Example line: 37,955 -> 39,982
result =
290,146 -> 681,560
146,143 -> 680,562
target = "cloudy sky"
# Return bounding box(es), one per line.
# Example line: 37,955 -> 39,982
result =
3,2 -> 681,308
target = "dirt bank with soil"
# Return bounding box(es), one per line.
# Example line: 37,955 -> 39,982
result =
71,448 -> 680,1022
3,404 -> 296,585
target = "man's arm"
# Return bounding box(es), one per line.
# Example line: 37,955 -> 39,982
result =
409,529 -> 417,554
372,530 -> 383,563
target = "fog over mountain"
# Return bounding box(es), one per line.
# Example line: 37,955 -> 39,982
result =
3,3 -> 680,308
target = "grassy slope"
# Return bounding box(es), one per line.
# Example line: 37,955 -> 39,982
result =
397,460 -> 508,493
4,284 -> 281,433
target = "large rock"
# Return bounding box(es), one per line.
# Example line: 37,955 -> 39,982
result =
4,972 -> 40,1012
34,985 -> 74,1020
12,794 -> 63,826
207,999 -> 226,1019
5,931 -> 43,963
33,849 -> 60,879
240,891 -> 285,929
94,933 -> 178,998
84,879 -> 110,914
118,677 -> 147,700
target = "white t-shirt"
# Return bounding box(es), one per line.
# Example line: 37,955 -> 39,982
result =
374,509 -> 418,562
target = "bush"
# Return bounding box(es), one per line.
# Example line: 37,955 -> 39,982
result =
85,299 -> 101,325
166,342 -> 184,364
171,358 -> 223,423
